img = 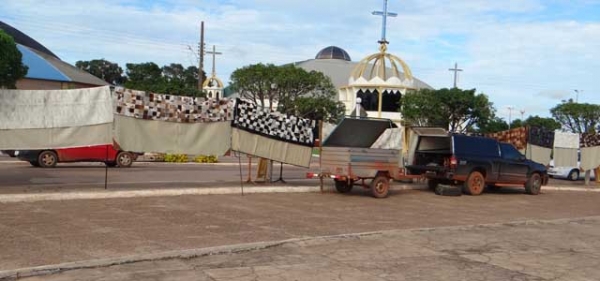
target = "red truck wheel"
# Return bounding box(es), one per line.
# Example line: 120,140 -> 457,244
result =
525,173 -> 542,195
463,171 -> 485,196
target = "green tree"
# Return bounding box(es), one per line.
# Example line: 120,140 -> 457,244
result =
477,116 -> 508,134
75,59 -> 125,85
230,63 -> 278,109
124,62 -> 164,92
401,88 -> 494,133
523,115 -> 561,131
0,30 -> 28,89
550,100 -> 600,134
160,64 -> 205,97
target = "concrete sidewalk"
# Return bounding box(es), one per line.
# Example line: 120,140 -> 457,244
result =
7,216 -> 600,280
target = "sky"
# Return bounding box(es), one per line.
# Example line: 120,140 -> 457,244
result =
1,0 -> 599,121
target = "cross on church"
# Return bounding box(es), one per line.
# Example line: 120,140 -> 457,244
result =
372,0 -> 397,44
205,45 -> 222,77
448,62 -> 463,88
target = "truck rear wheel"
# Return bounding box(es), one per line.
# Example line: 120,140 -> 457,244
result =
370,175 -> 390,198
334,179 -> 353,193
525,173 -> 542,195
463,171 -> 485,196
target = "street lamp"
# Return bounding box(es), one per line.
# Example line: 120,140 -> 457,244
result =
507,106 -> 514,130
574,89 -> 583,103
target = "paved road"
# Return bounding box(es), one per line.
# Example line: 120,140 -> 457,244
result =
0,157 -> 315,193
20,216 -> 600,281
0,156 -> 596,194
2,189 -> 600,277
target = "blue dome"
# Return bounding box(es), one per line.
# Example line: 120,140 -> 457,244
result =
315,46 -> 351,61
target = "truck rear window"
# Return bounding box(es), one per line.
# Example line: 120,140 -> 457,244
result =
453,135 -> 499,158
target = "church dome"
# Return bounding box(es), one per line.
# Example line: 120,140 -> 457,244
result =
315,46 -> 351,61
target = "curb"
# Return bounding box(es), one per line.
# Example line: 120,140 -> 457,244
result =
0,185 -> 428,203
0,183 -> 598,203
1,215 -> 598,280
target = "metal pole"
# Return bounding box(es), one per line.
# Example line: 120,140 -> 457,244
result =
377,87 -> 383,118
199,21 -> 205,91
238,152 -> 244,196
104,145 -> 108,190
319,120 -> 324,193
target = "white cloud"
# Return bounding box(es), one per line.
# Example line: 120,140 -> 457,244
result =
1,0 -> 599,119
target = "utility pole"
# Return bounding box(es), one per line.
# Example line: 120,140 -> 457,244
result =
198,21 -> 205,91
448,62 -> 463,88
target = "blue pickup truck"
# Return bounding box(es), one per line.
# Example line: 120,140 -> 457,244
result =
407,134 -> 548,195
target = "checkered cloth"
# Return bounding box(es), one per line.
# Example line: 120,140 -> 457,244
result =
114,87 -> 234,123
581,133 -> 600,148
232,99 -> 316,147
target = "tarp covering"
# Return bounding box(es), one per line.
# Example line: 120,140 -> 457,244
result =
0,86 -> 113,149
323,118 -> 397,148
231,128 -> 312,168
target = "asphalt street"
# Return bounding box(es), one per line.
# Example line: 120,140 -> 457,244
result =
0,155 -> 596,194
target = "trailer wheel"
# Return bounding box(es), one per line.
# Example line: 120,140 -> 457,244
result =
463,171 -> 485,196
427,179 -> 439,190
370,175 -> 390,198
334,179 -> 353,193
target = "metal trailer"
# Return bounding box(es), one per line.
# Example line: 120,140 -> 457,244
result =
307,118 -> 427,198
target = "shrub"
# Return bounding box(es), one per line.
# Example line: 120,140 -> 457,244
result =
164,154 -> 188,163
194,155 -> 218,163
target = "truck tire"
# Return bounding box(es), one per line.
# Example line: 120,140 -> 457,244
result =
427,179 -> 439,190
370,175 -> 390,198
525,173 -> 542,195
334,180 -> 353,193
435,184 -> 462,196
463,171 -> 485,196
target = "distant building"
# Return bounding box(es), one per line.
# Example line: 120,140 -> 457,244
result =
0,21 -> 108,90
225,46 -> 433,120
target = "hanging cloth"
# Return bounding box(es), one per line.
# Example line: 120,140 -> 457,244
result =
0,86 -> 113,149
553,131 -> 579,167
580,133 -> 600,171
112,87 -> 234,155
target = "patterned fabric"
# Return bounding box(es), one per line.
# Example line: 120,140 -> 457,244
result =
580,133 -> 600,148
528,127 -> 554,149
484,127 -> 527,150
114,87 -> 234,123
232,99 -> 317,147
